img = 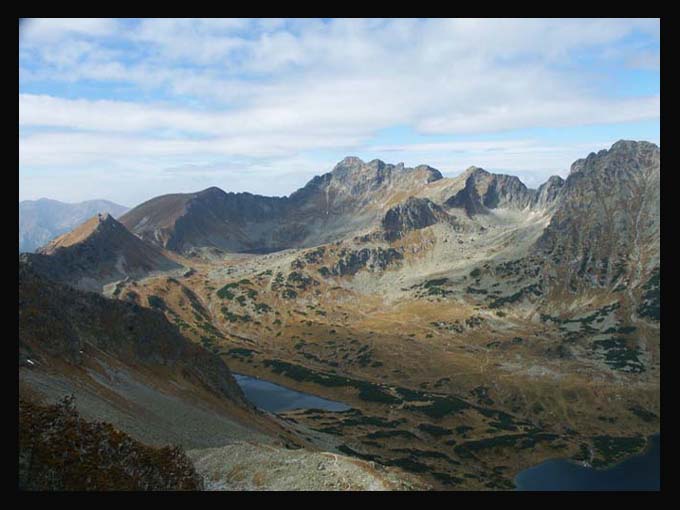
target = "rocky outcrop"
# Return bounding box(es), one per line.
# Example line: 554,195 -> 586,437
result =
324,247 -> 404,276
382,197 -> 452,241
444,167 -> 534,216
188,441 -> 430,491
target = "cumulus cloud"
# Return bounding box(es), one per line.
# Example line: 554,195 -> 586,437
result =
19,18 -> 660,203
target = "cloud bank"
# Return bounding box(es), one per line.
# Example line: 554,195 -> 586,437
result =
19,18 -> 660,205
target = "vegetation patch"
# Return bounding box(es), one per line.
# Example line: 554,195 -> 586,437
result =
227,347 -> 255,358
637,268 -> 660,321
19,397 -> 202,490
366,429 -> 417,440
431,471 -> 465,486
592,337 -> 645,372
488,283 -> 543,308
336,444 -> 380,463
591,435 -> 646,468
628,406 -> 657,423
388,457 -> 431,473
417,423 -> 453,437
147,295 -> 167,311
281,289 -> 298,299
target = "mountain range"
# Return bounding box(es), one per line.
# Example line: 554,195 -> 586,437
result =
18,140 -> 660,491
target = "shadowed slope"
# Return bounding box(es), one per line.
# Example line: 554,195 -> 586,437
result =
22,213 -> 181,292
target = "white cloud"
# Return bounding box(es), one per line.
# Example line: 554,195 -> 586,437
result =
20,18 -> 119,43
19,18 -> 660,203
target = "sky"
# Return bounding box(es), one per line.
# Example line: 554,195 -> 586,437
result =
19,18 -> 660,208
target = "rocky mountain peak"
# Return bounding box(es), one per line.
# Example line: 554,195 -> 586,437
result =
445,166 -> 533,216
95,212 -> 119,229
331,156 -> 366,176
329,157 -> 442,184
367,158 -> 387,170
197,186 -> 228,198
532,175 -> 565,209
413,164 -> 444,183
30,212 -> 180,292
570,140 -> 660,176
338,156 -> 365,167
461,166 -> 490,179
536,139 -> 660,295
39,213 -> 120,254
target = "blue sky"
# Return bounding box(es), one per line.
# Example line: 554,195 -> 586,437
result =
19,18 -> 660,207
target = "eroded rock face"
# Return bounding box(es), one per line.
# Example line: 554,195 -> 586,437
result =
328,247 -> 404,276
382,197 -> 450,241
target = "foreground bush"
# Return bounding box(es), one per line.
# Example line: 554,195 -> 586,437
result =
19,396 -> 203,491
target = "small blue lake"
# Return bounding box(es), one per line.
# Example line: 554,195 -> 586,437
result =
233,373 -> 352,413
515,434 -> 660,491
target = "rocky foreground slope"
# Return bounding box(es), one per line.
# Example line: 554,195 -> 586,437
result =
19,260 -> 424,490
19,259 -> 262,447
19,396 -> 203,491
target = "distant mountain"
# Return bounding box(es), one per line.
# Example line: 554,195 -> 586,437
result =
444,166 -> 562,216
19,198 -> 129,253
119,187 -> 289,254
21,213 -> 181,292
119,159 -> 444,254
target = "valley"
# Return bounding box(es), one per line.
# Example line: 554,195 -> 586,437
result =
19,141 -> 660,490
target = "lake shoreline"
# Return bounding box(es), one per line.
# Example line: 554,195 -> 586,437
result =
232,372 -> 352,413
514,433 -> 660,491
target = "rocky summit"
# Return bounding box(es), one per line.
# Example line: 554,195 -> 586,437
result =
19,140 -> 660,491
